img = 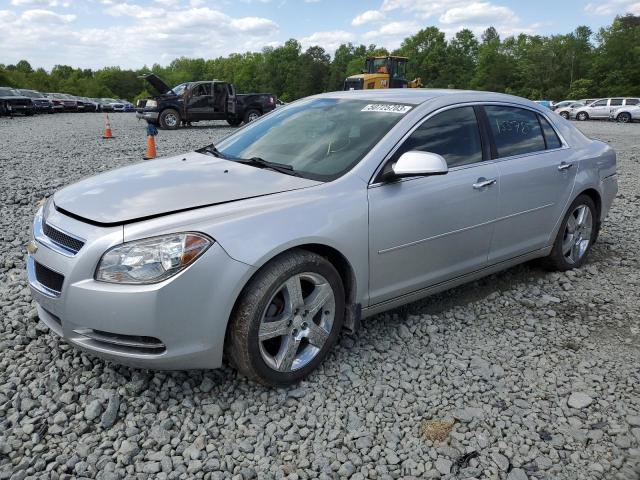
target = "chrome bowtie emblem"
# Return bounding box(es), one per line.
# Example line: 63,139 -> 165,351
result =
26,241 -> 38,255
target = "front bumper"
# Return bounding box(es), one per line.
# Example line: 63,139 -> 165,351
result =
136,110 -> 159,122
27,204 -> 255,370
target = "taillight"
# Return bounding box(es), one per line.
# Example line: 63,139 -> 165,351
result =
269,96 -> 274,104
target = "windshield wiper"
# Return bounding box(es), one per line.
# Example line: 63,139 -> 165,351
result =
233,157 -> 301,177
198,144 -> 231,159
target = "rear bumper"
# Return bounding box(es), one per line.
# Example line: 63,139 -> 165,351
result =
136,111 -> 159,122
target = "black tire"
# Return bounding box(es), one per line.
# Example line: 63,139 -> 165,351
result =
617,112 -> 632,123
227,117 -> 242,127
560,111 -> 570,120
226,249 -> 345,387
576,111 -> 589,121
159,108 -> 180,129
243,108 -> 261,124
542,194 -> 598,271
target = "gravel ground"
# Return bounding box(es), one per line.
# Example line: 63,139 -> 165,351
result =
0,113 -> 639,480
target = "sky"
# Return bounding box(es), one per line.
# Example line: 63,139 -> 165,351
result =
0,0 -> 639,70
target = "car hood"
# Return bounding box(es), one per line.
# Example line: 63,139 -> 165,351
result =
53,151 -> 322,226
139,73 -> 174,95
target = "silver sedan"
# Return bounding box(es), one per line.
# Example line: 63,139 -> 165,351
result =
27,90 -> 618,386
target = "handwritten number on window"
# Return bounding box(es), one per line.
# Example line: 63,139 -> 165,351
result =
496,119 -> 530,136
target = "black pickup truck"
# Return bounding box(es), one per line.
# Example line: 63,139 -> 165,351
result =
136,74 -> 276,129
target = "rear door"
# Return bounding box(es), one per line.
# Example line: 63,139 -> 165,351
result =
368,106 -> 500,304
226,83 -> 237,115
483,105 -> 577,262
608,98 -> 623,115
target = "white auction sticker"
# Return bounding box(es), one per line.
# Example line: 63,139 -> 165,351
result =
361,104 -> 412,114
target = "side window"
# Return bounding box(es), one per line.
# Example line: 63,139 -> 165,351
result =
592,99 -> 608,107
626,98 -> 639,106
538,115 -> 562,149
484,105 -> 546,158
610,98 -> 623,106
394,106 -> 482,168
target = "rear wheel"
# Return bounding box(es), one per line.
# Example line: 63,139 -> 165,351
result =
576,111 -> 589,121
617,112 -> 632,123
227,250 -> 344,386
243,108 -> 261,124
543,194 -> 597,271
159,108 -> 180,129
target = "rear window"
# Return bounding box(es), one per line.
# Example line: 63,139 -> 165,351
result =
626,98 -> 639,106
538,115 -> 562,149
484,106 -> 546,158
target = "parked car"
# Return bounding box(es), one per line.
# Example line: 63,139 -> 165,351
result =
49,93 -> 78,111
550,100 -> 578,111
573,97 -> 640,120
44,93 -> 66,112
609,104 -> 640,123
18,89 -> 54,114
534,100 -> 553,109
555,101 -> 584,120
136,73 -> 276,128
26,90 -> 617,385
111,101 -> 125,112
0,87 -> 35,115
80,97 -> 99,112
119,100 -> 135,112
99,98 -> 120,112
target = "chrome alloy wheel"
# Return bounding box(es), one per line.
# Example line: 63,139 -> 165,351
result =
248,111 -> 260,122
562,204 -> 593,264
258,272 -> 335,372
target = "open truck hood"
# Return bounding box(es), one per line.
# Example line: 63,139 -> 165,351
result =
139,73 -> 175,95
53,151 -> 321,226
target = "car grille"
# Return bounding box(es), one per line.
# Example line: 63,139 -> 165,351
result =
43,223 -> 85,254
34,261 -> 64,294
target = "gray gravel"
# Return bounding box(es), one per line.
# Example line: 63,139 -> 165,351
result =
1,113 -> 639,480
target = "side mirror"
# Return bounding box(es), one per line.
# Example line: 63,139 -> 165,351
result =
386,151 -> 448,180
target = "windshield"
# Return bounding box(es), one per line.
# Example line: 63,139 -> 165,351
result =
0,88 -> 18,96
216,98 -> 412,181
20,90 -> 42,98
173,83 -> 187,95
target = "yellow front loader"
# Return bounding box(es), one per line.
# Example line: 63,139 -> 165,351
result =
343,56 -> 422,90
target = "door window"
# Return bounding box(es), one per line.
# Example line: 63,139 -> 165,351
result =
193,84 -> 212,96
610,98 -> 623,106
592,99 -> 608,107
625,98 -> 639,105
393,106 -> 482,168
484,105 -> 546,158
538,115 -> 562,149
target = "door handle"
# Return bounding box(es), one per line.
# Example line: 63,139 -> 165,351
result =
473,178 -> 497,190
558,162 -> 573,171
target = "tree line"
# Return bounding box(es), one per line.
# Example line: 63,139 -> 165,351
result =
1,14 -> 638,103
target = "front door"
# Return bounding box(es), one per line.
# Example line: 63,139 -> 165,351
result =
588,98 -> 610,119
187,83 -> 213,120
482,105 -> 578,262
368,106 -> 500,305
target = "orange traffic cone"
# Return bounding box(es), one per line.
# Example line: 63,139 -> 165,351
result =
143,135 -> 157,160
102,114 -> 114,139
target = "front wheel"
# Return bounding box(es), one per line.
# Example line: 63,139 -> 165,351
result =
617,112 -> 632,123
227,116 -> 242,127
543,194 -> 597,271
243,108 -> 261,124
560,111 -> 570,120
226,250 -> 344,386
159,108 -> 180,129
576,111 -> 589,121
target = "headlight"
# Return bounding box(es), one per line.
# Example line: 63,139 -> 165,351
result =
95,233 -> 212,284
145,99 -> 157,108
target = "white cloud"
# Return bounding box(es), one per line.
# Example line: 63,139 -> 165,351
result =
105,3 -> 165,18
300,30 -> 354,52
189,0 -> 205,6
230,16 -> 279,34
585,0 -> 640,15
351,10 -> 385,27
11,0 -> 72,7
439,2 -> 518,25
21,8 -> 75,23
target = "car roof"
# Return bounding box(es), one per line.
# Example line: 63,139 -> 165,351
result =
314,88 -> 533,106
